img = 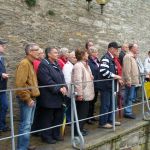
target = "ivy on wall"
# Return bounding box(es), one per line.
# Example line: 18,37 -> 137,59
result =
25,0 -> 36,7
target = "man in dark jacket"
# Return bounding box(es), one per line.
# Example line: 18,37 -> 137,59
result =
98,42 -> 122,128
0,39 -> 9,133
37,47 -> 67,144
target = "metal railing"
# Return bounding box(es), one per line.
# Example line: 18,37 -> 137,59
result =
0,75 -> 150,150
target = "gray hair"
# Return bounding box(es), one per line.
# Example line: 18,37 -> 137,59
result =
89,46 -> 98,53
59,47 -> 69,55
25,43 -> 39,55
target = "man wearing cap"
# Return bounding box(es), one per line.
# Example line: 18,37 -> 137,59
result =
0,39 -> 9,133
15,43 -> 40,150
98,42 -> 122,129
123,43 -> 139,119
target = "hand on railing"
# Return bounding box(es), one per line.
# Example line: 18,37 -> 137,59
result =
2,73 -> 9,79
60,87 -> 68,96
114,75 -> 122,80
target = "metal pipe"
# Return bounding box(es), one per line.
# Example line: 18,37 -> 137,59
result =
112,79 -> 116,131
9,90 -> 16,150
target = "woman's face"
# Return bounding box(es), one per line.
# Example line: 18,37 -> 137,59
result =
91,51 -> 98,58
48,48 -> 59,61
82,52 -> 89,61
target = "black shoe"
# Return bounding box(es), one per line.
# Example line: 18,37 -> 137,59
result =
53,136 -> 64,141
124,114 -> 136,119
91,118 -> 98,122
28,145 -> 36,150
87,120 -> 94,125
81,129 -> 88,136
42,138 -> 56,144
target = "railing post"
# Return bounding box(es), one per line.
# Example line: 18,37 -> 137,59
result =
112,79 -> 116,131
9,90 -> 16,150
71,83 -> 84,150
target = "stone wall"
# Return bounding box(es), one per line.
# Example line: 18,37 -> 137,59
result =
0,0 -> 150,88
87,122 -> 150,150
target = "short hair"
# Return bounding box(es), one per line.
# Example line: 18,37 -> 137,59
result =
128,43 -> 134,51
45,47 -> 57,59
89,46 -> 98,53
59,47 -> 69,56
75,48 -> 87,61
25,43 -> 39,55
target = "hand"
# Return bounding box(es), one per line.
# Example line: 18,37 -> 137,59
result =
27,100 -> 35,107
2,73 -> 9,79
119,79 -> 124,86
60,87 -> 67,96
76,95 -> 83,101
114,75 -> 122,80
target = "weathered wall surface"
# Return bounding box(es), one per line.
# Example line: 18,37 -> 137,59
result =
0,0 -> 150,88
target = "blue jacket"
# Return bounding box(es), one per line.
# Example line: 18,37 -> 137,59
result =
0,56 -> 7,90
37,58 -> 67,108
88,57 -> 100,91
98,52 -> 117,91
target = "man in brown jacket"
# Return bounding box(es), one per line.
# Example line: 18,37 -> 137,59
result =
15,43 -> 40,150
123,43 -> 139,119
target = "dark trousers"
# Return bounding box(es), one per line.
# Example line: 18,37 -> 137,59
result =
74,101 -> 89,135
99,90 -> 112,126
40,107 -> 63,140
0,92 -> 8,130
88,91 -> 98,119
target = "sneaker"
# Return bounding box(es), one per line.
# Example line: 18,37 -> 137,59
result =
100,123 -> 113,129
28,145 -> 36,150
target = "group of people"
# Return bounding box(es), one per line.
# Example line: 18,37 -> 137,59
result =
0,39 -> 150,150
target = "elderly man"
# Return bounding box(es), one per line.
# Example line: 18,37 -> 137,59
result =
123,43 -> 139,119
15,43 -> 40,150
0,39 -> 9,133
98,42 -> 122,129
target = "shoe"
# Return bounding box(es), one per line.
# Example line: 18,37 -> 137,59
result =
124,114 -> 136,119
28,145 -> 36,150
53,136 -> 64,141
100,123 -> 113,129
86,120 -> 94,125
91,118 -> 98,122
114,121 -> 121,126
42,138 -> 56,144
81,130 -> 88,136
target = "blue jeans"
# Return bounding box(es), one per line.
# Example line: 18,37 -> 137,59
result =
17,98 -> 36,150
124,85 -> 135,115
99,90 -> 112,126
0,91 -> 8,130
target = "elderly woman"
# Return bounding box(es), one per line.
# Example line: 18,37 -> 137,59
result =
37,47 -> 67,144
72,48 -> 95,136
87,46 -> 100,124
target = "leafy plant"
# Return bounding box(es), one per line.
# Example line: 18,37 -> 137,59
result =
25,0 -> 36,7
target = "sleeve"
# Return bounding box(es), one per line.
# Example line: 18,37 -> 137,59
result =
99,57 -> 115,78
62,64 -> 71,84
37,63 -> 62,94
144,58 -> 149,74
123,56 -> 131,84
15,62 -> 32,103
72,65 -> 83,96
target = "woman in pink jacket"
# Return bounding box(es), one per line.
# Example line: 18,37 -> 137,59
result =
72,48 -> 95,136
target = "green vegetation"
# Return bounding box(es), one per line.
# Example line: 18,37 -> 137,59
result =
25,0 -> 36,7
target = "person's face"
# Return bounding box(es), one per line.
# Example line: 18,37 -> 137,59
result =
82,52 -> 89,61
69,54 -> 77,64
110,48 -> 119,57
88,42 -> 94,50
38,50 -> 45,60
122,44 -> 129,52
0,44 -> 6,53
132,44 -> 139,55
29,46 -> 40,60
48,48 -> 59,61
91,51 -> 99,58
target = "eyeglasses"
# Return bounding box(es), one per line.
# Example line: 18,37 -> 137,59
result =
30,49 -> 39,51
